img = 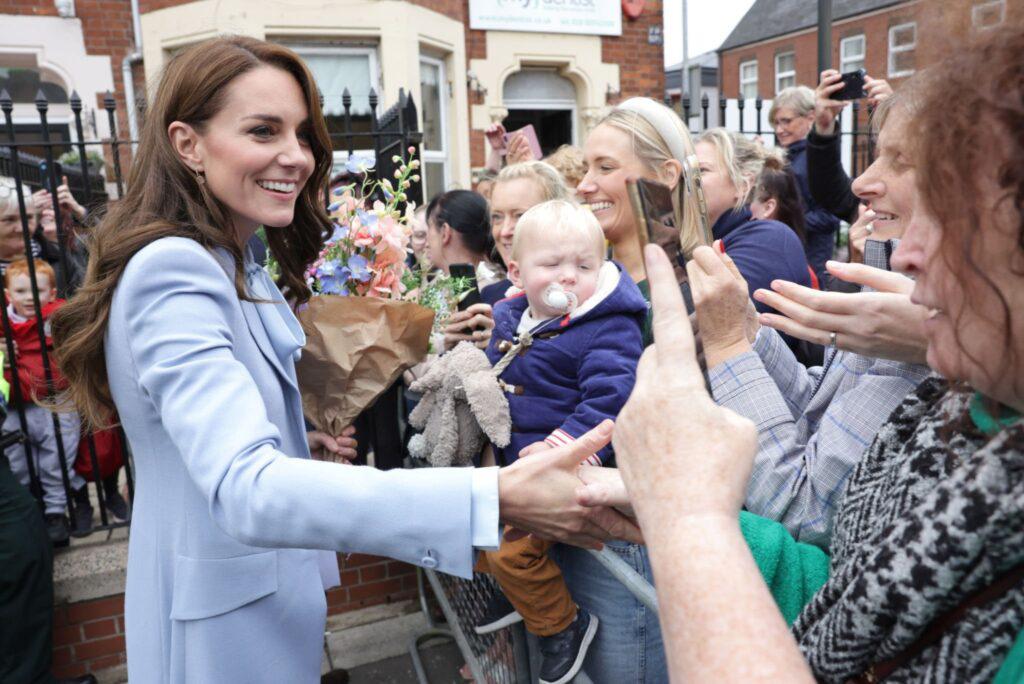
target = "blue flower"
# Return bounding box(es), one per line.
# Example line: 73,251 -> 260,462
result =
345,153 -> 375,175
318,271 -> 350,296
347,254 -> 372,282
356,208 -> 377,227
330,222 -> 349,241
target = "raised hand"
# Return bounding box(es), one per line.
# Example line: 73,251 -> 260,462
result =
754,261 -> 928,364
614,245 -> 757,527
814,69 -> 849,136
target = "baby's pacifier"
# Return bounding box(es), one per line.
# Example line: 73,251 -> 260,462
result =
542,283 -> 578,314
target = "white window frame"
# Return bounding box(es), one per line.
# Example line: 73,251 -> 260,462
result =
774,52 -> 796,94
887,22 -> 916,78
419,55 -> 449,197
739,60 -> 758,99
972,0 -> 1005,29
840,34 -> 866,73
288,44 -> 381,170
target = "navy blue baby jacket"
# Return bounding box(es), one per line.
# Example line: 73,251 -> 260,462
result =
485,262 -> 646,466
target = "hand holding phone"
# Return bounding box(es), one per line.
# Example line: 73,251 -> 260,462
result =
503,125 -> 543,164
833,69 -> 867,101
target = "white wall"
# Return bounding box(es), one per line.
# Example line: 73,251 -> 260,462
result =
139,0 -> 472,189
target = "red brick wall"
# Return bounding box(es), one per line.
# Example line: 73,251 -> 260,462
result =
52,595 -> 127,679
51,554 -> 418,678
603,0 -> 665,105
719,4 -> 918,99
326,554 -> 419,614
1,0 -> 138,157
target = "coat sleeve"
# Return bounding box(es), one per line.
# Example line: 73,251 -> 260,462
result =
552,316 -> 643,464
740,510 -> 830,624
118,239 -> 491,578
806,128 -> 860,224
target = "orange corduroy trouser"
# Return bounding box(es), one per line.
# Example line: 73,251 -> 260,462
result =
475,526 -> 577,636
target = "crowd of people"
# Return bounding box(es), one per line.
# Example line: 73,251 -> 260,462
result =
0,8 -> 1021,684
0,177 -> 129,546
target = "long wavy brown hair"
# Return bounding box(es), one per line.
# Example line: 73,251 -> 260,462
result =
914,21 -> 1024,400
50,36 -> 332,427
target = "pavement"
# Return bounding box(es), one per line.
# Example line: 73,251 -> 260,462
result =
322,600 -> 465,683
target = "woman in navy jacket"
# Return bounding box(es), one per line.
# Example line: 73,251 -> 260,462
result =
695,129 -> 812,304
769,86 -> 840,282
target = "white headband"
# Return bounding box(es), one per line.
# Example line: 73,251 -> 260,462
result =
616,97 -> 689,166
615,97 -> 712,242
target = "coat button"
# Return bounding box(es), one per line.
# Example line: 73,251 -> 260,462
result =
498,340 -> 512,353
421,553 -> 438,569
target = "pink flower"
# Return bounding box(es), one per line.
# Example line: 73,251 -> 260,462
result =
371,269 -> 401,297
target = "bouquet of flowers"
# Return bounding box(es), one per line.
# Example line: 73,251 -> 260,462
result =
287,151 -> 435,436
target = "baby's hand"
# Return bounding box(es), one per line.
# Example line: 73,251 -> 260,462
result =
518,441 -> 553,458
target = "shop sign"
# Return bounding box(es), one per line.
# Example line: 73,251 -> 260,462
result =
469,0 -> 623,37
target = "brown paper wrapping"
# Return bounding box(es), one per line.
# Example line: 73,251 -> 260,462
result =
296,296 -> 434,436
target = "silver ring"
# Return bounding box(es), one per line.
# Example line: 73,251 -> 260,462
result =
865,223 -> 874,234
829,331 -> 838,348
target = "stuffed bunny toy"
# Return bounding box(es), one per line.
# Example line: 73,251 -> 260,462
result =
407,341 -> 511,467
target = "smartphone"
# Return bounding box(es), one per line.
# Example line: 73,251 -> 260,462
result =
627,177 -> 700,314
38,161 -> 52,193
449,263 -> 482,312
834,69 -> 867,101
627,177 -> 709,380
502,125 -> 543,161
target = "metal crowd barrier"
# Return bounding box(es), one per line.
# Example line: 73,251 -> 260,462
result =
409,546 -> 658,684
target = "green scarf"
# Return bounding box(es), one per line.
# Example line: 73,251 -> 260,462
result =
970,393 -> 1022,436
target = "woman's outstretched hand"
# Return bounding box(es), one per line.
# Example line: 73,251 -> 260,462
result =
754,261 -> 928,365
498,421 -> 642,549
614,245 -> 758,525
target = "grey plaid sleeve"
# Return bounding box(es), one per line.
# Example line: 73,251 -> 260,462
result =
711,342 -> 930,550
752,328 -> 824,418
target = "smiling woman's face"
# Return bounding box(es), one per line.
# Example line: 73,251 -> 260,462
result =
577,123 -> 650,245
851,108 -> 915,242
892,184 -> 1024,402
490,177 -> 547,266
178,65 -> 315,241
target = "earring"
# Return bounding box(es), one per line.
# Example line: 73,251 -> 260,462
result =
194,168 -> 206,185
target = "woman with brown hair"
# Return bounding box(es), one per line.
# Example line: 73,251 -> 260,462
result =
49,36 -> 637,682
603,21 -> 1024,683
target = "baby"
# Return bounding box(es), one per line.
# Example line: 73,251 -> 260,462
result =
477,200 -> 646,684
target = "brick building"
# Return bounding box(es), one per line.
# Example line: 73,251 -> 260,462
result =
2,0 -> 664,198
717,0 -> 1013,99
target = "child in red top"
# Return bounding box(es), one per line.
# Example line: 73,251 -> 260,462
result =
2,259 -> 84,543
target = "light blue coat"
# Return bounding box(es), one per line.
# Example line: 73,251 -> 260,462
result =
108,237 -> 480,682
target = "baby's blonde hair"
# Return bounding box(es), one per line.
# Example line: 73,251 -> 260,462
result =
511,200 -> 604,262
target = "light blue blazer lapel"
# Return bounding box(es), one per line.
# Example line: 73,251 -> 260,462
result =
240,259 -> 305,396
210,246 -> 304,396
